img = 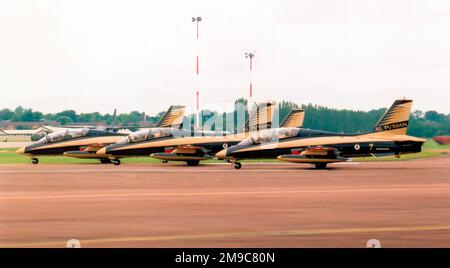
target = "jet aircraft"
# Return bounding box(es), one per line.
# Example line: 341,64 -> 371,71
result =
17,105 -> 186,164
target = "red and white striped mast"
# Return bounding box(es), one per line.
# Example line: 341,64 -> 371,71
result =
192,16 -> 202,128
245,51 -> 255,108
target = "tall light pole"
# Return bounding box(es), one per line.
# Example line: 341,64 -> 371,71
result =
245,51 -> 255,102
192,16 -> 202,128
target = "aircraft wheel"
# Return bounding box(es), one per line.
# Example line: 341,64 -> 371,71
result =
31,158 -> 39,164
112,159 -> 121,166
100,158 -> 111,164
186,160 -> 200,166
233,162 -> 242,169
161,160 -> 168,163
315,163 -> 327,169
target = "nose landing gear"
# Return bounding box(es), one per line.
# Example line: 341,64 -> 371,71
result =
100,158 -> 111,164
314,163 -> 327,169
233,162 -> 242,169
186,160 -> 200,166
111,159 -> 121,166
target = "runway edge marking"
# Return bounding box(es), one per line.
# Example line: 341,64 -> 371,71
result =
3,186 -> 450,200
2,224 -> 450,248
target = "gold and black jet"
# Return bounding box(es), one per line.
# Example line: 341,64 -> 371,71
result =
98,103 -> 305,166
62,105 -> 186,164
16,105 -> 185,164
216,99 -> 426,169
16,128 -> 127,164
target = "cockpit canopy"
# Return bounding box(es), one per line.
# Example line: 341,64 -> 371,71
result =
118,128 -> 173,144
238,127 -> 299,147
35,129 -> 89,144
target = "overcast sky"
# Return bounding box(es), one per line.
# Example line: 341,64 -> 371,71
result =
0,0 -> 449,115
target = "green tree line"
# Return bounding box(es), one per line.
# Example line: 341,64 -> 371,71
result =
0,106 -> 161,126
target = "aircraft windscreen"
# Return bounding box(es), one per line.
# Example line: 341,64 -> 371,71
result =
126,128 -> 173,143
129,130 -> 149,143
278,128 -> 299,139
116,136 -> 129,145
149,128 -> 172,139
238,128 -> 299,146
66,129 -> 89,139
46,131 -> 67,143
35,136 -> 48,145
45,129 -> 89,143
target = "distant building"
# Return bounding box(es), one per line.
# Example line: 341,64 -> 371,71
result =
1,129 -> 37,142
137,120 -> 156,128
0,119 -> 156,142
0,120 -> 60,130
0,125 -> 70,142
65,122 -> 107,128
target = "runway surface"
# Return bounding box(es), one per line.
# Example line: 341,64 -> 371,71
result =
1,157 -> 450,247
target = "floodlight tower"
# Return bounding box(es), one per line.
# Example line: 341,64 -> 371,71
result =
245,51 -> 255,109
192,16 -> 202,128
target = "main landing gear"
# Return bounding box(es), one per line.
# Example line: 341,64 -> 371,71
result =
186,160 -> 200,166
314,163 -> 327,169
226,159 -> 241,169
100,158 -> 111,164
111,159 -> 121,166
31,157 -> 39,164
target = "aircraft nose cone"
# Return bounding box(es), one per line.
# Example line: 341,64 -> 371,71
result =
216,148 -> 228,159
96,147 -> 107,155
16,146 -> 26,155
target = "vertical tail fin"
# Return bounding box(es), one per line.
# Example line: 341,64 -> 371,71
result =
112,108 -> 117,127
156,105 -> 186,129
280,108 -> 305,128
373,99 -> 413,135
244,101 -> 276,133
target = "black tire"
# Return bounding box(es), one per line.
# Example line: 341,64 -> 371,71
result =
31,158 -> 39,164
112,159 -> 121,166
186,160 -> 200,166
315,163 -> 327,169
100,158 -> 111,164
161,160 -> 168,163
233,162 -> 242,169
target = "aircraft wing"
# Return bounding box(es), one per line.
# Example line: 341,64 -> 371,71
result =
64,141 -> 122,159
80,144 -> 111,152
277,146 -> 347,164
150,145 -> 213,162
